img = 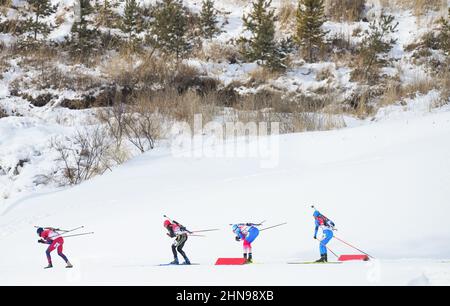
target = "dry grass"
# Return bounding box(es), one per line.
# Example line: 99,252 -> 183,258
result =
196,41 -> 240,63
278,0 -> 297,30
381,0 -> 446,16
0,1 -> 12,14
325,0 -> 366,22
0,106 -> 7,118
248,67 -> 281,85
316,66 -> 334,81
379,73 -> 442,107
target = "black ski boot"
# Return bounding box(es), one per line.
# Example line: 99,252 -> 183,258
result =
315,254 -> 327,263
247,253 -> 253,264
44,263 -> 53,269
182,258 -> 191,265
169,258 -> 179,265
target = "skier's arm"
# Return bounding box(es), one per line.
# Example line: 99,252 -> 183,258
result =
314,220 -> 319,239
180,226 -> 193,234
166,227 -> 176,238
38,238 -> 52,244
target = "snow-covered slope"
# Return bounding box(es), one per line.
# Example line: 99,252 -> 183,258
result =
1,108 -> 450,285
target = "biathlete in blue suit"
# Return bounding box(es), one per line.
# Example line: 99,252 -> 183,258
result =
313,210 -> 336,263
232,223 -> 260,263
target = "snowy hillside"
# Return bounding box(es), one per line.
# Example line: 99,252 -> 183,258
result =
1,0 -> 449,204
1,107 -> 450,285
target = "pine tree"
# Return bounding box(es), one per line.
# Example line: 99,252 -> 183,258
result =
24,0 -> 57,41
121,0 -> 143,45
439,8 -> 450,55
199,0 -> 220,39
355,13 -> 398,82
295,0 -> 327,62
149,0 -> 191,60
239,0 -> 287,70
71,0 -> 98,56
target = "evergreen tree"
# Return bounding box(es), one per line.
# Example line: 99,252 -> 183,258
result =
149,0 -> 191,60
121,0 -> 143,45
71,0 -> 98,56
355,13 -> 398,82
439,8 -> 450,55
295,0 -> 327,62
199,0 -> 220,39
24,0 -> 57,40
239,0 -> 287,70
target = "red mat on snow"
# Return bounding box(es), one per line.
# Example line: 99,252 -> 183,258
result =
338,255 -> 370,261
215,258 -> 247,265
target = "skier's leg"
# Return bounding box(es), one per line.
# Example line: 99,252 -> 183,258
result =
177,236 -> 190,264
45,242 -> 56,267
243,240 -> 251,262
319,230 -> 334,262
56,241 -> 68,262
171,243 -> 178,261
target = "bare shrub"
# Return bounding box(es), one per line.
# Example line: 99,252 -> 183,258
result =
379,80 -> 402,106
316,66 -> 334,81
278,0 -> 297,29
325,0 -> 366,22
52,127 -> 113,186
196,41 -> 240,64
438,66 -> 450,104
121,97 -> 162,153
0,106 -> 7,118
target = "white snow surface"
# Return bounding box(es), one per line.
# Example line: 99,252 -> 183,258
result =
1,108 -> 450,285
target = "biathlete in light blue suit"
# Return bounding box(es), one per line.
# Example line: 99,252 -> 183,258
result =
232,223 -> 260,263
313,210 -> 336,262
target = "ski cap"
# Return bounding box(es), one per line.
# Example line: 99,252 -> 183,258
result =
163,220 -> 171,228
313,211 -> 321,217
36,227 -> 44,236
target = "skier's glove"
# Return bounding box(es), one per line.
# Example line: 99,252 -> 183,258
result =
38,239 -> 45,244
235,236 -> 241,241
313,236 -> 317,240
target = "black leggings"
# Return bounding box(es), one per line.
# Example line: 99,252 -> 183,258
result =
172,235 -> 188,260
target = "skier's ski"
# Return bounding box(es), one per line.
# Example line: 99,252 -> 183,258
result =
287,261 -> 342,265
158,263 -> 200,266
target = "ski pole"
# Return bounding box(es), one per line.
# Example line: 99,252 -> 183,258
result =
322,242 -> 339,258
53,226 -> 85,238
191,229 -> 220,233
260,222 -> 288,232
228,220 -> 266,226
334,236 -> 375,259
316,238 -> 339,258
60,232 -> 94,239
188,234 -> 206,237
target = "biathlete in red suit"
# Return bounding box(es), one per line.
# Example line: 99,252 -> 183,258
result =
164,220 -> 192,265
37,227 -> 73,269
